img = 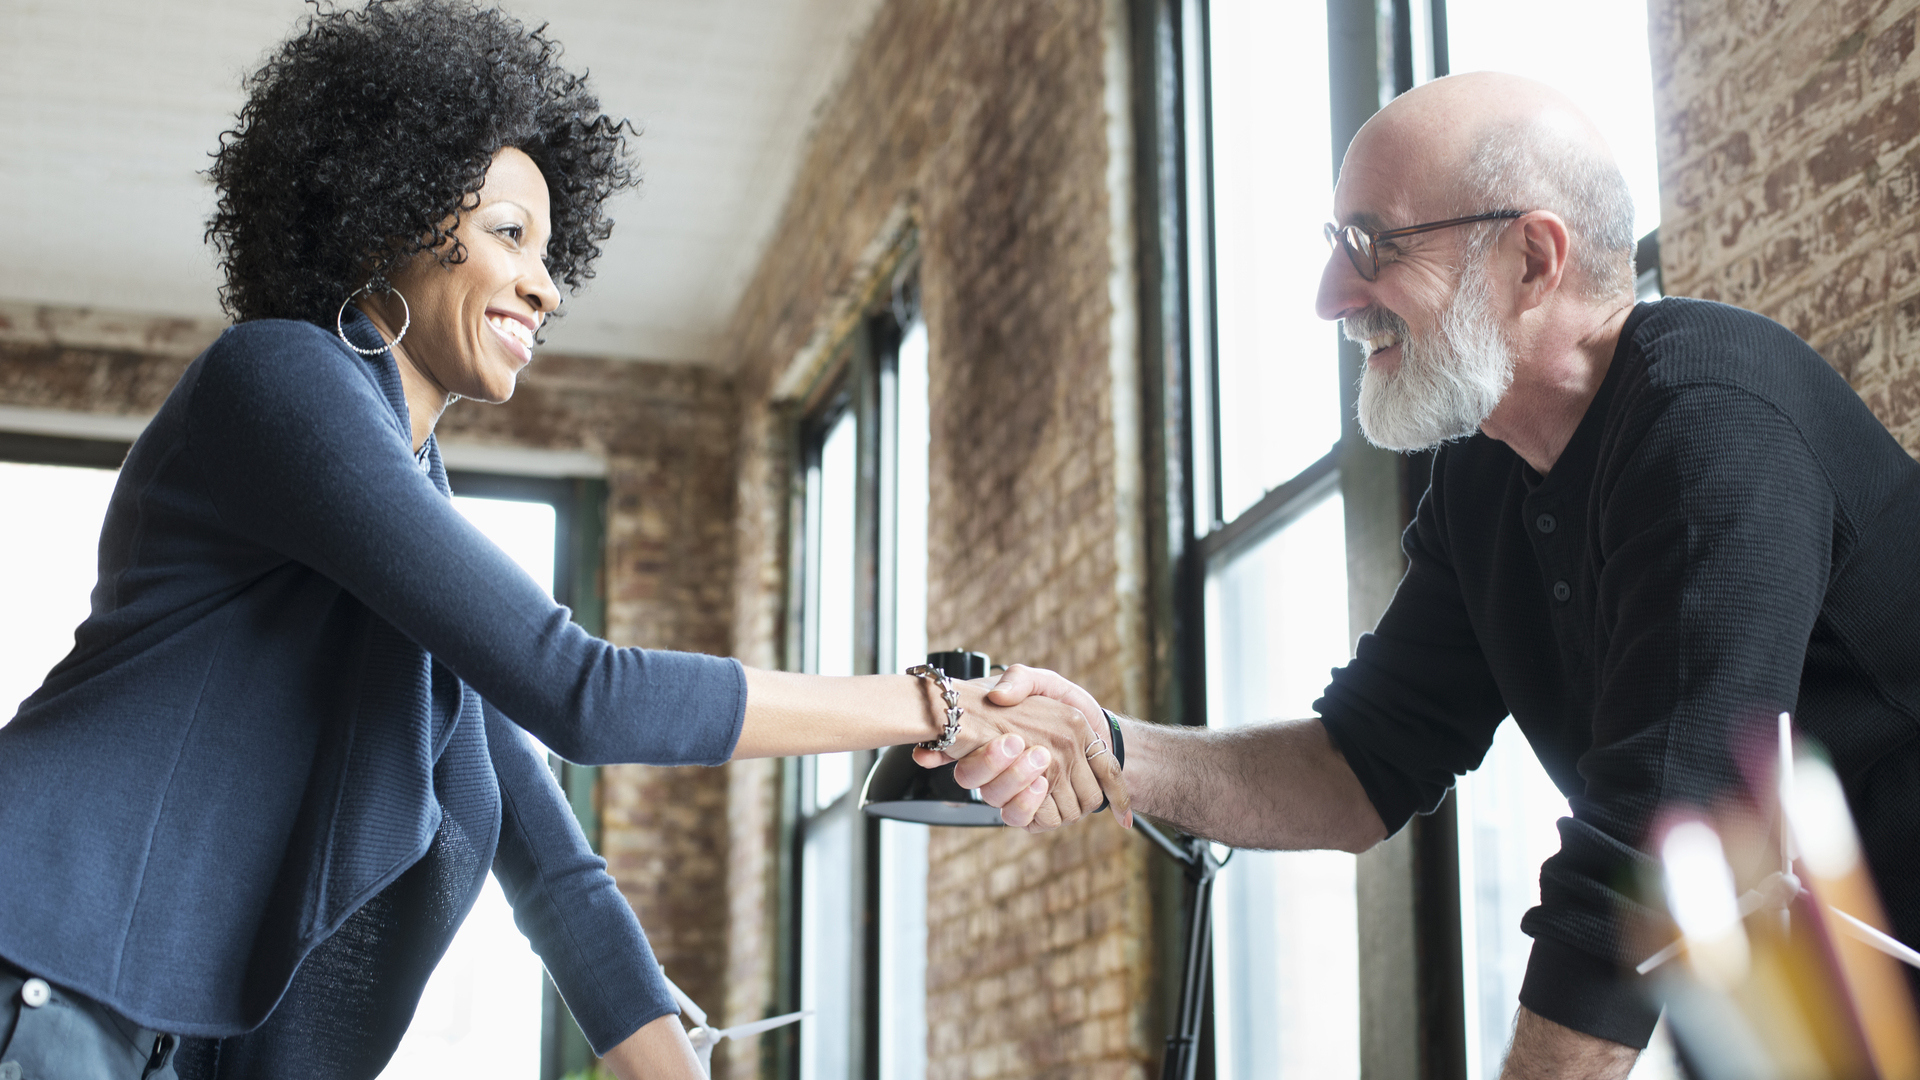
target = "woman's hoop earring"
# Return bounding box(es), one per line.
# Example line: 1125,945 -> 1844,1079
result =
336,282 -> 411,356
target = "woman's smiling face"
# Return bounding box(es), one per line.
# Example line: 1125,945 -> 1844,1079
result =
364,146 -> 561,411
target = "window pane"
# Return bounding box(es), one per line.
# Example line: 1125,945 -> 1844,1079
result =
0,461 -> 117,725
1207,0 -> 1342,524
894,321 -> 929,673
1455,722 -> 1568,1080
813,410 -> 859,808
880,318 -> 931,1078
379,875 -> 543,1079
451,496 -> 557,595
382,494 -> 557,1080
1445,0 -> 1661,239
1205,493 -> 1358,1079
878,818 -> 928,1078
800,807 -> 854,1080
1454,723 -> 1684,1080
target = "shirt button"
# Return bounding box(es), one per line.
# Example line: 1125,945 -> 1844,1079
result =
1553,580 -> 1571,602
20,977 -> 50,1008
1536,513 -> 1557,534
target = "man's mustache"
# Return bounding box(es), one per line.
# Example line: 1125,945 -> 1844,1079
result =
1341,305 -> 1409,350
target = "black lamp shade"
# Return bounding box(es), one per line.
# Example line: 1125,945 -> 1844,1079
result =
858,649 -> 1004,827
859,744 -> 1005,826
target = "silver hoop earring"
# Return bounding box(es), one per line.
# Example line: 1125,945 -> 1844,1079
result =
336,282 -> 411,356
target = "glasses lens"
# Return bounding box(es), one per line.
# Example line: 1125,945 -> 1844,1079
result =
1338,225 -> 1375,281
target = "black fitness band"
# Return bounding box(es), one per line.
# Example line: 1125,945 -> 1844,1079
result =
1094,707 -> 1126,813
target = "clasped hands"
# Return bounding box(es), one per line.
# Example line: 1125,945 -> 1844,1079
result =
909,664 -> 1131,832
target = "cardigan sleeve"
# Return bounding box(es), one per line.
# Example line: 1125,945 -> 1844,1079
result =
485,703 -> 679,1055
183,321 -> 746,766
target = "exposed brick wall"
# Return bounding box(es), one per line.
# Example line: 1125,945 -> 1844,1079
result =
1652,0 -> 1920,452
0,322 -> 743,1053
0,342 -> 191,416
720,0 -> 1156,1076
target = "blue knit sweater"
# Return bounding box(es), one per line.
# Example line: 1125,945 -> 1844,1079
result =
0,310 -> 745,1052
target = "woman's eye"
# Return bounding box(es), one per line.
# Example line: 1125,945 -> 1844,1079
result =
496,224 -> 524,243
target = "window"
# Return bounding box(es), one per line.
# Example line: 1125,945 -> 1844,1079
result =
0,447 -> 121,727
1182,2 -> 1360,1077
381,489 -> 557,1080
878,318 -> 931,1080
1433,1 -> 1677,1074
1196,0 -> 1342,529
787,282 -> 928,1080
1205,494 -> 1357,1079
380,471 -> 608,1080
797,401 -> 864,1080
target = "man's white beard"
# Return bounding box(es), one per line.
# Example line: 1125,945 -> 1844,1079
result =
1348,257 -> 1514,453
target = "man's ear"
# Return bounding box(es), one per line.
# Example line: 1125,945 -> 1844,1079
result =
1513,211 -> 1572,311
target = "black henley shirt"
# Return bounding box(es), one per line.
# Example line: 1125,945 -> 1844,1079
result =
1316,297 -> 1920,1046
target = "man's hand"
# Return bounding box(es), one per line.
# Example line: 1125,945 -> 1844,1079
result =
915,665 -> 1132,832
1500,1007 -> 1638,1080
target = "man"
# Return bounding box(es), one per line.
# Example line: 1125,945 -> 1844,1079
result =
942,72 -> 1920,1077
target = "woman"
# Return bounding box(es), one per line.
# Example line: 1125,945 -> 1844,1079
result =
0,2 -> 1125,1077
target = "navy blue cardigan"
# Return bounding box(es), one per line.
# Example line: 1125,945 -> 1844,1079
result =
0,312 -> 746,1049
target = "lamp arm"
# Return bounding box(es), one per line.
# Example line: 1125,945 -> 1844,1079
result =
1135,815 -> 1198,869
1134,817 -> 1226,1080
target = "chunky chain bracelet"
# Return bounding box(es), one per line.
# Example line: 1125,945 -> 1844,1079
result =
905,663 -> 964,752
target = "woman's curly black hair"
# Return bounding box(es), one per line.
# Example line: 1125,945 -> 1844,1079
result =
206,0 -> 638,324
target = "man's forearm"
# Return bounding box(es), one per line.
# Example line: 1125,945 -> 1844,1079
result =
1119,716 -> 1387,852
1500,1007 -> 1639,1080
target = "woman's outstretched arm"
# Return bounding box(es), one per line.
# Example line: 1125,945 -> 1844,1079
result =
601,1014 -> 706,1080
736,668 -> 1127,832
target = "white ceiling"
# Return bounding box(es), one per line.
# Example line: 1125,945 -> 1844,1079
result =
0,0 -> 882,364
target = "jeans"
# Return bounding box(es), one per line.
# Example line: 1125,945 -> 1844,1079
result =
0,962 -> 176,1080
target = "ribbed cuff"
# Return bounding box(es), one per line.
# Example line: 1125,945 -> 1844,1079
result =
1518,936 -> 1661,1049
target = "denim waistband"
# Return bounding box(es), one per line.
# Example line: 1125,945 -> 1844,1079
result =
0,958 -> 177,1079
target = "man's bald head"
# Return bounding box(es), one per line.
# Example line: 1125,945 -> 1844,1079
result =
1342,73 -> 1638,301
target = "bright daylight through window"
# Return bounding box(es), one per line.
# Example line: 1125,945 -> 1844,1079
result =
1196,2 -> 1359,1077
1440,1 -> 1676,1076
0,462 -> 119,727
379,494 -> 556,1080
794,304 -> 929,1080
879,318 -> 931,1080
1204,1 -> 1342,527
800,405 -> 859,1080
1206,493 -> 1357,1079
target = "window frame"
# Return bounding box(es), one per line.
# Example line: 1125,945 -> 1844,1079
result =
776,267 -> 922,1080
1142,1 -> 1471,1076
443,469 -> 612,1080
1152,1 -> 1666,1076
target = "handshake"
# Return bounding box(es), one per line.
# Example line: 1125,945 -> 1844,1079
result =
906,663 -> 1134,833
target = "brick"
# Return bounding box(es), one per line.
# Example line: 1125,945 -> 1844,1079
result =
1661,0 -> 1920,461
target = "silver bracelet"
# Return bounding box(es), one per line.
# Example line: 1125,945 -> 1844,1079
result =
905,664 -> 963,752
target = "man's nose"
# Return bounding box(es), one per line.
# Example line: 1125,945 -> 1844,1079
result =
1315,248 -> 1369,323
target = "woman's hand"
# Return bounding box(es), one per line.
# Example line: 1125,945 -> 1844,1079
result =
599,1012 -> 706,1080
911,665 -> 1132,832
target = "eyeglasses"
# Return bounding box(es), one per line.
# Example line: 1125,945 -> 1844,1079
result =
1323,210 -> 1527,281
